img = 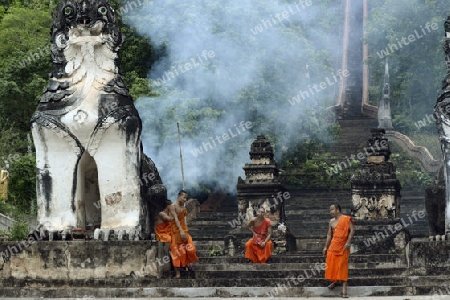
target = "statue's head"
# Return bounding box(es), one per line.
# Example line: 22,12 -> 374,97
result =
50,0 -> 122,78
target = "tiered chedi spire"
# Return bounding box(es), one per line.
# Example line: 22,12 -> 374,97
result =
378,59 -> 394,130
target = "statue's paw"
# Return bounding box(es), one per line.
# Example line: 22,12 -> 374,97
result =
93,227 -> 141,241
36,224 -> 74,241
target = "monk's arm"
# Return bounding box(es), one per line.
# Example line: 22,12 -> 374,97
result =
345,220 -> 355,249
169,205 -> 186,237
264,225 -> 273,243
247,218 -> 256,234
323,220 -> 332,256
159,211 -> 173,222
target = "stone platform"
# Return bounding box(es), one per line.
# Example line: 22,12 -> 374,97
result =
0,239 -> 449,297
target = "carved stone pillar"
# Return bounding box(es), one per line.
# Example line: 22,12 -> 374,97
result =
350,129 -> 405,254
231,135 -> 295,254
351,129 -> 401,220
236,135 -> 287,226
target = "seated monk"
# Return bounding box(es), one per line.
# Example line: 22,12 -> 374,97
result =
169,190 -> 199,278
245,207 -> 273,263
155,200 -> 173,243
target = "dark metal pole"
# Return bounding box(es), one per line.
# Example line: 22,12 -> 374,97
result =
177,122 -> 185,190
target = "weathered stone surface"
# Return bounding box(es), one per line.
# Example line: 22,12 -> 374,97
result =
409,239 -> 450,274
425,166 -> 446,239
351,129 -> 401,221
0,239 -> 449,298
29,0 -> 166,239
0,241 -> 152,280
434,16 -> 450,236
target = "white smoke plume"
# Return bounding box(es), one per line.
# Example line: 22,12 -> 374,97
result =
122,0 -> 346,199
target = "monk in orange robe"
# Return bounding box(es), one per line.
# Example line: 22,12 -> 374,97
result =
245,207 -> 273,263
155,200 -> 173,243
323,203 -> 355,298
169,190 -> 199,278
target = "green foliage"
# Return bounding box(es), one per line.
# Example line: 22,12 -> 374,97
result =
389,152 -> 433,188
8,216 -> 28,241
366,0 -> 448,134
123,71 -> 155,99
408,132 -> 441,160
280,139 -> 360,190
0,4 -> 51,131
0,199 -> 13,215
209,244 -> 223,256
0,118 -> 28,161
8,155 -> 36,214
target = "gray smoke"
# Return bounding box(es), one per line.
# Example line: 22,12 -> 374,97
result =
122,0 -> 343,199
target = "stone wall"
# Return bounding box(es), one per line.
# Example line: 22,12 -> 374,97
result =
409,239 -> 450,275
0,240 -> 166,281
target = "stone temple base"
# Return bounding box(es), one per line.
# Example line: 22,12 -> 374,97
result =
0,240 -> 169,281
350,220 -> 411,254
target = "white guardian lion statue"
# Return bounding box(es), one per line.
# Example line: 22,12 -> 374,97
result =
30,0 -> 166,240
435,16 -> 450,238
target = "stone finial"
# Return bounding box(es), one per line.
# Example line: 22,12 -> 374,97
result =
383,59 -> 390,98
249,135 -> 274,162
378,59 -> 394,130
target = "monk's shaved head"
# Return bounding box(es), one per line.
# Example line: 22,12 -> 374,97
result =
331,203 -> 341,212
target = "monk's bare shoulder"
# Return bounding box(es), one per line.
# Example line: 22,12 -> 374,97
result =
248,217 -> 257,225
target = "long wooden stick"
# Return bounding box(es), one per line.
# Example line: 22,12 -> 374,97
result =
177,122 -> 185,190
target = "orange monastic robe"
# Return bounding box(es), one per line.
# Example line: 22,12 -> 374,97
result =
155,221 -> 172,243
170,208 -> 198,268
325,215 -> 354,282
245,218 -> 273,263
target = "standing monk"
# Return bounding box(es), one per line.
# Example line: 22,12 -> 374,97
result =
323,203 -> 355,298
155,200 -> 173,243
169,190 -> 198,278
245,207 -> 273,263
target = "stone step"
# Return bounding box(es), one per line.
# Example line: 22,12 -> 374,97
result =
192,268 -> 409,279
7,275 -> 449,288
197,254 -> 405,264
189,221 -> 232,227
192,215 -> 239,222
0,285 -> 437,298
192,262 -> 406,272
189,230 -> 238,237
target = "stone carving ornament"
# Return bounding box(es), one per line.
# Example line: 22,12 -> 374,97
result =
30,0 -> 166,240
351,194 -> 396,219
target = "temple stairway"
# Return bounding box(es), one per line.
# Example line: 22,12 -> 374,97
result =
89,188 -> 443,298
0,171 -> 439,299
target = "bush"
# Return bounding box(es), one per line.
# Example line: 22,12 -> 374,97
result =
8,218 -> 28,241
8,155 -> 36,214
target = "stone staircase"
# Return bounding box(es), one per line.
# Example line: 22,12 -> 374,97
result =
153,188 -> 434,298
0,188 -> 442,298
